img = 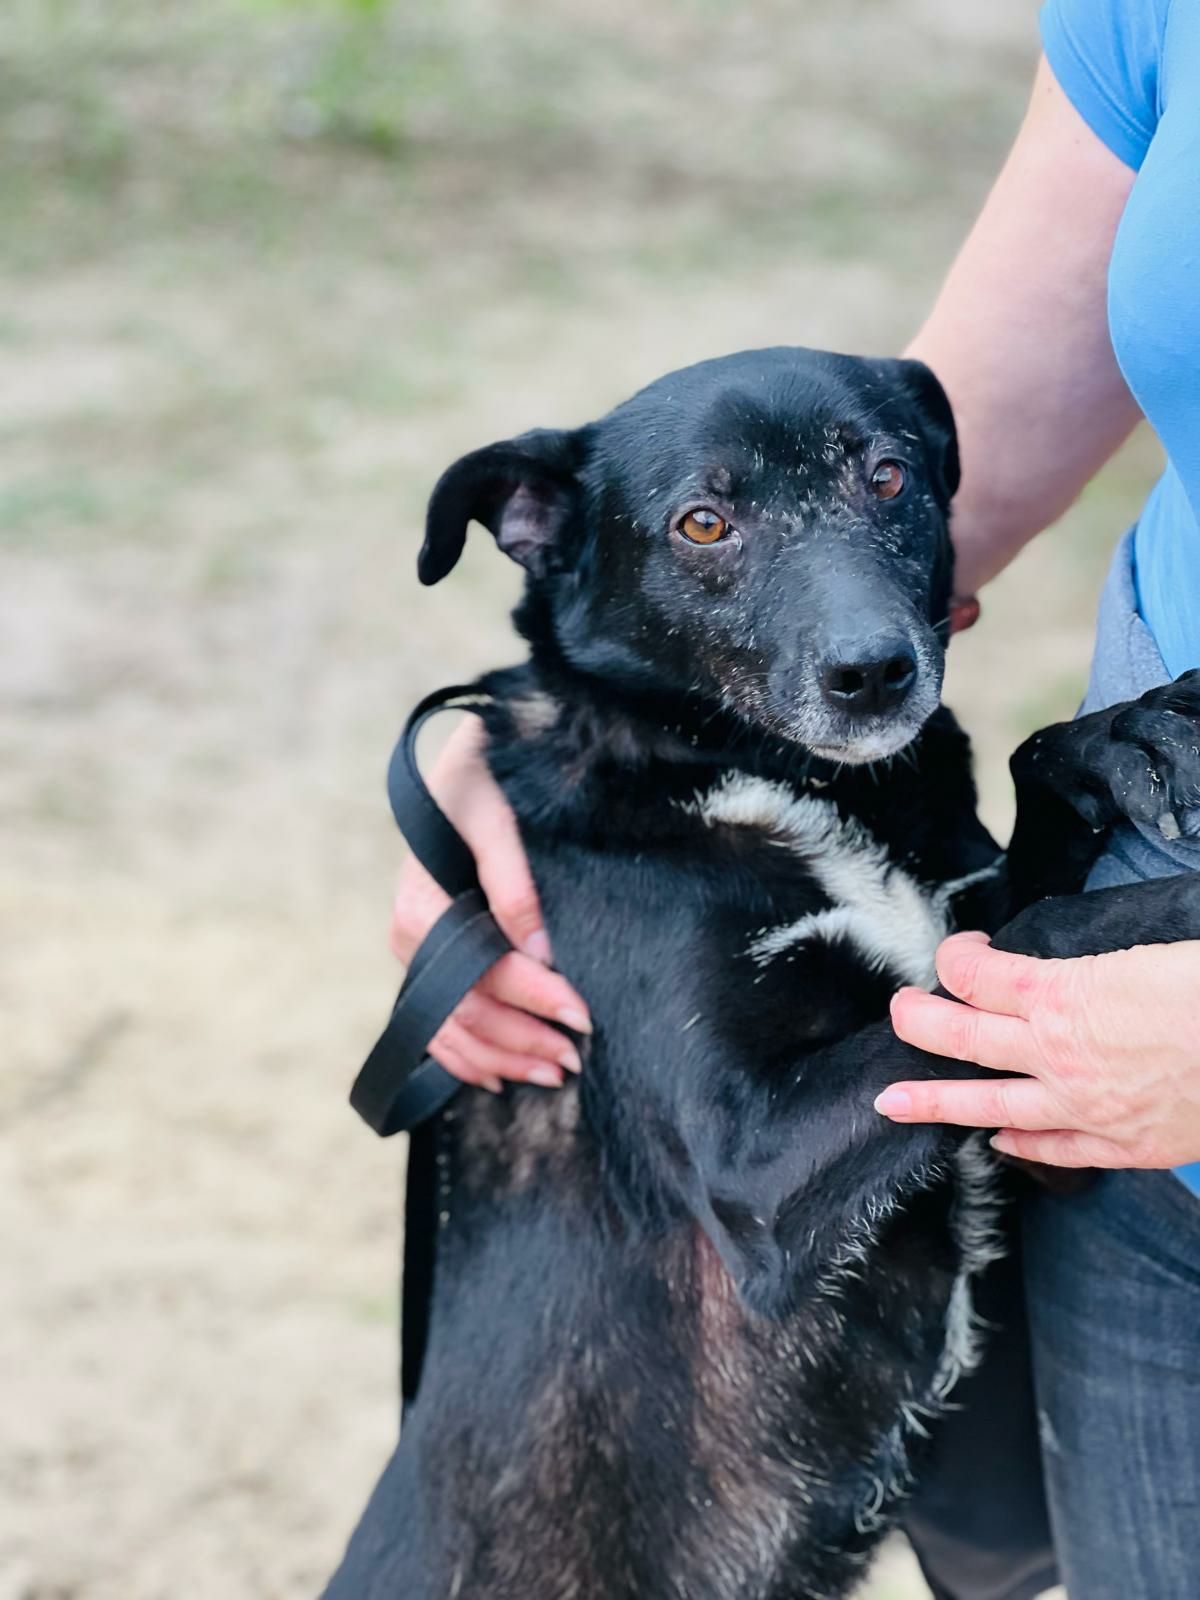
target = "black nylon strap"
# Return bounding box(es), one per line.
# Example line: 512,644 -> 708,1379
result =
385,685 -> 491,900
350,687 -> 511,1137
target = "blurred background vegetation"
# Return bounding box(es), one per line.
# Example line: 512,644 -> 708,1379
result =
2,1 -> 1156,1594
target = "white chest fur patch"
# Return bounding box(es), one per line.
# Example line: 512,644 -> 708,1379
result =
685,773 -> 949,989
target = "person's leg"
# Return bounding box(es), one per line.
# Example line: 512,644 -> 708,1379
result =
1024,1170 -> 1200,1599
902,1227 -> 1059,1600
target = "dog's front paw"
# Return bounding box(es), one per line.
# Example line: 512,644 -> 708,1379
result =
1020,670 -> 1200,842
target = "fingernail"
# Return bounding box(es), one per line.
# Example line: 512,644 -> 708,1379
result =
989,1133 -> 1013,1154
874,1088 -> 913,1118
480,1075 -> 504,1095
524,930 -> 553,965
558,1042 -> 582,1074
556,1007 -> 593,1035
528,1063 -> 564,1089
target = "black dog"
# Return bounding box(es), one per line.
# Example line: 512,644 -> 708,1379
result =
325,348 -> 1200,1600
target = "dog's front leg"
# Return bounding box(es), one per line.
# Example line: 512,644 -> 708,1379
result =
990,867 -> 1200,960
684,866 -> 1200,1319
675,1017 -> 980,1319
1006,669 -> 1200,904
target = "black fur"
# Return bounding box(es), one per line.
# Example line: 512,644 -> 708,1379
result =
325,349 -> 1200,1600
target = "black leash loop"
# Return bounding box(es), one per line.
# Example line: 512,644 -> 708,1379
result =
385,686 -> 491,900
350,686 -> 512,1137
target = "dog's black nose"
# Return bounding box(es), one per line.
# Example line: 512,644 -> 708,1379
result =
819,637 -> 918,716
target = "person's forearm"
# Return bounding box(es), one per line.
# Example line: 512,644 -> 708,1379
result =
906,57 -> 1142,595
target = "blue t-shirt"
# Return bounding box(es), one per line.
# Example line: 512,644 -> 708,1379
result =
1042,0 -> 1200,1195
1041,0 -> 1200,677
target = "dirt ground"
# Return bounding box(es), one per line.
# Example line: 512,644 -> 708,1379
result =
2,3 -> 1159,1595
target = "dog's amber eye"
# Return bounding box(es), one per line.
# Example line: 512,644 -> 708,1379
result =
679,509 -> 728,544
870,461 -> 906,501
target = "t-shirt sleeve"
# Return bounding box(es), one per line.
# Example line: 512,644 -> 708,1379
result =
1039,0 -> 1169,170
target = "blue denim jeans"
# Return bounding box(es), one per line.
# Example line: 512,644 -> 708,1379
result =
1023,1171 -> 1200,1598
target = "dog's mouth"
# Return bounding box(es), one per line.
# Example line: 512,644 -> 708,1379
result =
803,708 -> 936,766
720,635 -> 944,766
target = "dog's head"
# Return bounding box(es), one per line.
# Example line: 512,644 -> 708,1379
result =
421,347 -> 959,764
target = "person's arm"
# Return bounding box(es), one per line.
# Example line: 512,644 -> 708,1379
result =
884,59 -> 1200,1168
906,56 -> 1142,594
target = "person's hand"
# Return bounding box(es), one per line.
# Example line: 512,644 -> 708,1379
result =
390,717 -> 591,1092
879,931 -> 1200,1168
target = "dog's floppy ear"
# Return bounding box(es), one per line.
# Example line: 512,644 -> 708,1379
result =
894,358 -> 960,502
419,427 -> 587,586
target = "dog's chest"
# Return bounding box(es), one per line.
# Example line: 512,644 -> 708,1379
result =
684,772 -> 963,990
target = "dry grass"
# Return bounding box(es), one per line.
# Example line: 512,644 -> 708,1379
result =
1,2 -> 1156,1594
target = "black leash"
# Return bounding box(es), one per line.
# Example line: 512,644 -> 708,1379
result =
350,685 -> 512,1137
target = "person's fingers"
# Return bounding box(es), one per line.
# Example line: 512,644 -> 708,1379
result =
454,988 -> 582,1074
428,1023 -> 505,1093
387,720 -> 591,1080
391,870 -> 589,1033
468,1036 -> 564,1090
446,747 -> 553,963
481,951 -> 592,1034
934,932 -> 1058,1020
389,856 -> 449,964
477,843 -> 554,964
429,1017 -> 565,1090
392,883 -> 589,1083
990,1128 -> 1133,1168
874,1075 -> 1058,1129
430,717 -> 592,1023
404,713 -> 552,960
889,988 -> 1035,1072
